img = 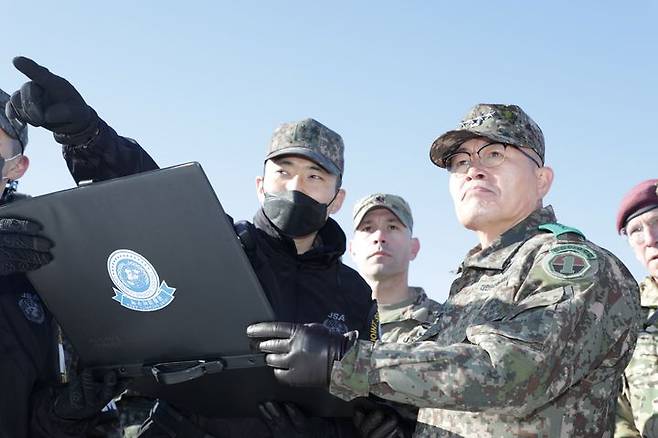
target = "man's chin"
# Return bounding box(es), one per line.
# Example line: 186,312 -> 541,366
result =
457,209 -> 492,231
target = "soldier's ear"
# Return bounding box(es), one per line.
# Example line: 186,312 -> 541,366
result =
536,165 -> 553,199
348,239 -> 355,258
410,237 -> 420,261
328,188 -> 346,215
6,155 -> 28,181
255,175 -> 265,204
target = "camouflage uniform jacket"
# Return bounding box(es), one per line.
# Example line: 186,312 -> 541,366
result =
619,276 -> 658,437
379,287 -> 443,343
329,206 -> 641,437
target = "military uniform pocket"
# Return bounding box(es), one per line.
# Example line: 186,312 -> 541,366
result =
467,288 -> 566,348
503,287 -> 565,321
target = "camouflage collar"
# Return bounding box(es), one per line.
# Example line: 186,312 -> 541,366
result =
640,276 -> 658,308
378,287 -> 433,324
462,206 -> 557,271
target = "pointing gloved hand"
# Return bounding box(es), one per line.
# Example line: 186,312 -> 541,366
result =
246,322 -> 357,387
6,56 -> 100,145
354,406 -> 412,438
0,217 -> 52,276
53,369 -> 126,421
259,401 -> 337,438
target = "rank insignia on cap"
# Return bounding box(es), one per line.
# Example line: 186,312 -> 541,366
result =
457,111 -> 495,129
543,250 -> 592,279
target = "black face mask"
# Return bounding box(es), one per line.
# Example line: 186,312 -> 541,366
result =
263,190 -> 335,238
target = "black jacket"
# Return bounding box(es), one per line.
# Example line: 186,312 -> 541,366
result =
0,270 -> 55,438
239,210 -> 375,339
0,193 -> 96,438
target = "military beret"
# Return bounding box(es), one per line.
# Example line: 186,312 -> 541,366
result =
616,179 -> 658,234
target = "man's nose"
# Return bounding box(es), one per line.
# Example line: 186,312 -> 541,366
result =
465,159 -> 487,180
285,175 -> 303,192
371,229 -> 386,244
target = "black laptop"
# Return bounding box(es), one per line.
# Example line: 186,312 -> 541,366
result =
0,162 -> 274,381
0,162 -> 358,416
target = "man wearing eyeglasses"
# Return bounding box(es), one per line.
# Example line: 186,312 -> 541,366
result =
615,179 -> 658,438
248,103 -> 642,436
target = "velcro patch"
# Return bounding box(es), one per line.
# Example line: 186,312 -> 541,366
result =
543,250 -> 592,279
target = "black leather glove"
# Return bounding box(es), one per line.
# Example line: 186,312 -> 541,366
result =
53,370 -> 124,421
246,322 -> 356,387
259,401 -> 338,438
6,56 -> 99,145
0,217 -> 52,276
354,407 -> 411,438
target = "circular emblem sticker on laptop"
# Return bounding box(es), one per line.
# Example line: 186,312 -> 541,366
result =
107,249 -> 176,312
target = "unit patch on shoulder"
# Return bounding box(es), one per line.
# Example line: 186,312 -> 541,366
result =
543,249 -> 592,279
18,292 -> 45,324
549,244 -> 598,260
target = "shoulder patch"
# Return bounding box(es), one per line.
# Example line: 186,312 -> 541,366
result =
538,223 -> 585,239
549,243 -> 598,259
18,292 -> 45,324
543,249 -> 592,279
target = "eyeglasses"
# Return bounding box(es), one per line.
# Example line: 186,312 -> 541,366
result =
445,142 -> 542,174
623,213 -> 658,245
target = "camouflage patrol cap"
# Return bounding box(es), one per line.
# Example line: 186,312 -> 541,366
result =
353,193 -> 413,231
0,88 -> 27,150
266,118 -> 344,176
429,103 -> 544,168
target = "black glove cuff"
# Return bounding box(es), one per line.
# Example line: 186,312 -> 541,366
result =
53,107 -> 100,146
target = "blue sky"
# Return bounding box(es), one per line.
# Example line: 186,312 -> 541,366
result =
1,1 -> 656,301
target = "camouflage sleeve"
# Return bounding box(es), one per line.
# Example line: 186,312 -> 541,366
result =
615,381 -> 641,438
330,242 -> 641,417
624,322 -> 658,436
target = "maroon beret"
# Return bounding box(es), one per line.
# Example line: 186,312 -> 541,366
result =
616,179 -> 658,234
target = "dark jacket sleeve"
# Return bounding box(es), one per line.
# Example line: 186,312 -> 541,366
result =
62,118 -> 159,184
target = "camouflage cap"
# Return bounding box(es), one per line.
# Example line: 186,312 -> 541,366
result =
353,193 -> 413,231
0,88 -> 27,150
429,103 -> 544,168
265,118 -> 344,176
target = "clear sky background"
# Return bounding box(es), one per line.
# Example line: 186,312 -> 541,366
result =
1,1 -> 656,302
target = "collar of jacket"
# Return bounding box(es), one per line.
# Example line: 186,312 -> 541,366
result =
461,205 -> 558,271
253,207 -> 347,265
640,276 -> 658,308
378,287 -> 434,324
